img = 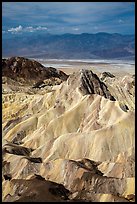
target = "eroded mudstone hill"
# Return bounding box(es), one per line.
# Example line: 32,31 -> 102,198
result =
2,57 -> 135,202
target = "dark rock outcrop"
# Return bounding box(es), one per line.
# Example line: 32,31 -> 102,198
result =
22,156 -> 43,163
77,158 -> 103,176
32,80 -> 45,88
100,71 -> 115,81
2,161 -> 12,181
3,143 -> 34,156
2,57 -> 68,84
3,176 -> 70,202
79,70 -> 115,101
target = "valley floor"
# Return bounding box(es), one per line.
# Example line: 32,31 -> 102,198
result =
36,59 -> 135,76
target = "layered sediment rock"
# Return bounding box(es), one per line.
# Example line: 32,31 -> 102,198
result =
2,57 -> 135,202
78,69 -> 115,100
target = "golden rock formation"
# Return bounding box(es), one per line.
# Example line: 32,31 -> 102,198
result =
2,57 -> 135,202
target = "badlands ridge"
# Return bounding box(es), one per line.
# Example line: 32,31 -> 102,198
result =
2,57 -> 135,202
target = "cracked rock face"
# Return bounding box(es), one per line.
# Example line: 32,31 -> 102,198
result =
79,69 -> 115,101
2,57 -> 135,202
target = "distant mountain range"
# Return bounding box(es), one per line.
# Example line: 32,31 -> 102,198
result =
2,32 -> 135,60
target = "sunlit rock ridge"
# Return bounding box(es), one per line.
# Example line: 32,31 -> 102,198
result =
2,57 -> 135,202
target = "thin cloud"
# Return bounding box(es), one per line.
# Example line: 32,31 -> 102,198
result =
8,25 -> 23,33
7,25 -> 48,33
35,26 -> 48,31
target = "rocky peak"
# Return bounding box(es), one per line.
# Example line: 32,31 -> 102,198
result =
2,57 -> 68,83
79,69 -> 115,101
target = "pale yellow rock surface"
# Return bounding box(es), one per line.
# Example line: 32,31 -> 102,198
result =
2,69 -> 135,202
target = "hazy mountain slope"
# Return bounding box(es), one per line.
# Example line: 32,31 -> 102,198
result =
2,32 -> 135,59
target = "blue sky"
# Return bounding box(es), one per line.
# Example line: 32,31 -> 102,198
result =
2,2 -> 135,35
